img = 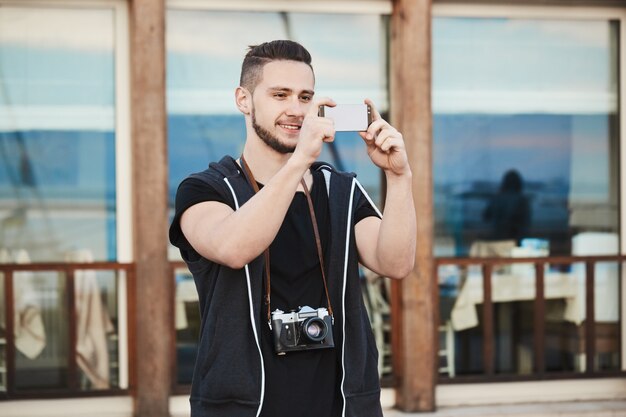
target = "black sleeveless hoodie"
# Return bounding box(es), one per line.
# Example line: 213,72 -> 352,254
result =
170,156 -> 384,417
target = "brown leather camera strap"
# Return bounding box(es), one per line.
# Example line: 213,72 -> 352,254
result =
300,176 -> 334,321
239,155 -> 334,325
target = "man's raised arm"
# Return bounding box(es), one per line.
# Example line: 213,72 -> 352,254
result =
354,99 -> 416,279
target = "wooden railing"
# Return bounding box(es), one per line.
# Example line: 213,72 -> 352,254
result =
435,255 -> 624,382
0,262 -> 134,399
0,255 -> 604,399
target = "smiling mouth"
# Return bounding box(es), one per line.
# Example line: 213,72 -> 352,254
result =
278,123 -> 301,132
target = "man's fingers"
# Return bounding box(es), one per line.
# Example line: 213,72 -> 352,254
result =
375,129 -> 392,148
308,97 -> 336,118
364,98 -> 382,121
323,133 -> 336,143
381,136 -> 404,153
365,126 -> 405,153
364,119 -> 392,140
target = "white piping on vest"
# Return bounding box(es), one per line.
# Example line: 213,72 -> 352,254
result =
317,168 -> 383,416
354,179 -> 383,218
318,165 -> 332,196
224,177 -> 265,417
340,178 -> 357,417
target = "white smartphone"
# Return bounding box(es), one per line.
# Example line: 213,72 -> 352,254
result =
318,104 -> 372,132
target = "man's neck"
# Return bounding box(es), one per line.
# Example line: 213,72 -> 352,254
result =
240,140 -> 291,185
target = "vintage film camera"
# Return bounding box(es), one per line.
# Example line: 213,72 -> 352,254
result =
271,306 -> 335,355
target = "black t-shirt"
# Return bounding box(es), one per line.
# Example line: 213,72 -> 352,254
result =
171,168 -> 379,417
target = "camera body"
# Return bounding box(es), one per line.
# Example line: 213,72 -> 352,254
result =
271,306 -> 334,355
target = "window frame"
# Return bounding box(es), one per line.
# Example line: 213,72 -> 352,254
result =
167,0 -> 392,14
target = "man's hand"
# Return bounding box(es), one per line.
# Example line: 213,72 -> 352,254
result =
359,98 -> 410,177
291,97 -> 337,167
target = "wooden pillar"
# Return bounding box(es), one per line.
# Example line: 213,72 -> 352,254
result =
129,1 -> 172,416
390,0 -> 435,412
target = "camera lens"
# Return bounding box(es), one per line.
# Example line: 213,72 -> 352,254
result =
302,317 -> 328,342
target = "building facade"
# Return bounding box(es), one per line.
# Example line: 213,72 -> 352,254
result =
0,0 -> 625,415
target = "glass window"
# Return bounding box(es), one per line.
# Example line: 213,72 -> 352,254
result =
0,4 -> 124,394
0,6 -> 117,262
166,9 -> 389,384
433,17 -> 619,257
434,17 -> 621,377
13,270 -> 69,390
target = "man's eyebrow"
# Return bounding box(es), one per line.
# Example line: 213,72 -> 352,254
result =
268,87 -> 315,96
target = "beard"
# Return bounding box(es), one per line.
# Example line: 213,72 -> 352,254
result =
251,108 -> 296,154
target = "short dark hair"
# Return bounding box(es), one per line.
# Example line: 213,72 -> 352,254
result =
240,40 -> 313,92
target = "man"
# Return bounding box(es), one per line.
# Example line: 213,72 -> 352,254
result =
169,40 -> 416,417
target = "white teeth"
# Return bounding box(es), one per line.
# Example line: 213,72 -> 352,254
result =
280,124 -> 300,130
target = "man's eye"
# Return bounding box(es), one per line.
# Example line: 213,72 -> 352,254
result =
274,93 -> 286,99
300,96 -> 312,102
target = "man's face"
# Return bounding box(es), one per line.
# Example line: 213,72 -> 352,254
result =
249,60 -> 315,154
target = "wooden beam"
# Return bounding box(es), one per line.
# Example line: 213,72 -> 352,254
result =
585,262 -> 596,374
129,1 -> 172,416
66,269 -> 79,391
482,264 -> 495,376
390,0 -> 435,412
5,270 -> 15,396
533,262 -> 546,375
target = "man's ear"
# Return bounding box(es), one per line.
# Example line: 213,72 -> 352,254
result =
235,86 -> 251,115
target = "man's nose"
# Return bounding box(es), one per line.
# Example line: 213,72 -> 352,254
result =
285,97 -> 306,117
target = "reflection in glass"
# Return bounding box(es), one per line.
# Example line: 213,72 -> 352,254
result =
5,267 -> 120,391
591,261 -> 620,372
544,262 -> 585,373
482,170 -> 531,243
438,263 -> 485,376
566,242 -> 620,372
0,6 -> 117,262
14,271 -> 67,390
434,17 -> 620,377
74,268 -> 119,390
0,5 -> 120,394
581,260 -> 619,372
491,262 -> 536,375
437,264 -> 460,377
433,18 -> 619,258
